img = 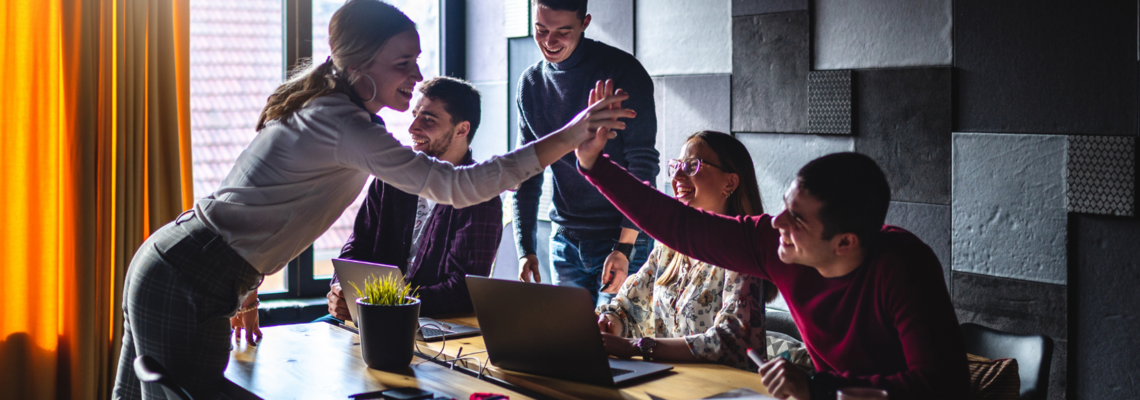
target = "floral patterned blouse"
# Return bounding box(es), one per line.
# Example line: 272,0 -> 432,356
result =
597,245 -> 767,370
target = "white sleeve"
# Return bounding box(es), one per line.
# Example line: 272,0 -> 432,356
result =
334,111 -> 543,209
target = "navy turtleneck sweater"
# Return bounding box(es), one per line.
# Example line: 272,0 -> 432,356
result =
513,36 -> 659,256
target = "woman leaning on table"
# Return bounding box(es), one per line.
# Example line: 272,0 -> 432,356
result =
595,130 -> 780,371
111,1 -> 636,399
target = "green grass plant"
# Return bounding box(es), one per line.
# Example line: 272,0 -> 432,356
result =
350,274 -> 419,306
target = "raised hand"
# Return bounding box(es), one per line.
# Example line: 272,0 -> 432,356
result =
576,79 -> 626,170
533,79 -> 635,167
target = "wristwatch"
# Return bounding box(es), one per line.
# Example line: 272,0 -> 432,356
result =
635,337 -> 657,361
612,242 -> 634,261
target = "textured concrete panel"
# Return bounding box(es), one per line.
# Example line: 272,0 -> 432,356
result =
732,0 -> 806,16
470,81 -> 509,162
854,68 -> 952,205
507,37 -> 544,150
467,0 -> 507,82
952,271 -> 1068,400
955,0 -> 1137,135
1073,215 -> 1140,398
737,133 -> 854,214
884,202 -> 951,285
813,0 -> 951,70
952,133 -> 1067,284
636,0 -> 731,75
807,70 -> 852,135
731,12 -> 809,133
1067,135 -> 1135,216
651,74 -> 732,192
584,0 -> 634,55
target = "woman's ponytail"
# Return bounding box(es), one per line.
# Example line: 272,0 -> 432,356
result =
254,0 -> 415,131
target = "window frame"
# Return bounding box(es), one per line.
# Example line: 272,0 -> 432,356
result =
260,0 -> 461,300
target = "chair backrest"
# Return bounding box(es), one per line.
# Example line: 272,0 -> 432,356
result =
133,355 -> 194,400
960,323 -> 1054,400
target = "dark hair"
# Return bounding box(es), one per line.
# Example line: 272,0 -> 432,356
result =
257,0 -> 415,130
795,152 -> 891,250
418,77 -> 481,144
533,0 -> 588,21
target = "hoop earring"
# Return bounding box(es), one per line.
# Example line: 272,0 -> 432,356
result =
361,74 -> 377,102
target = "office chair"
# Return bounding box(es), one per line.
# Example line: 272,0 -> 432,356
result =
960,322 -> 1054,400
133,355 -> 194,400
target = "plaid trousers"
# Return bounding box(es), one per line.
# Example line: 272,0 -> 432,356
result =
113,210 -> 263,400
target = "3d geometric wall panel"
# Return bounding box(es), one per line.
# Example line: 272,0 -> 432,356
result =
884,202 -> 951,285
1073,215 -> 1140,398
1066,135 -> 1135,216
732,0 -> 807,16
812,0 -> 951,70
807,70 -> 852,135
955,0 -> 1137,136
652,74 -> 732,192
637,0 -> 732,76
952,132 -> 1068,285
853,68 -> 952,205
731,11 -> 809,133
585,0 -> 634,55
738,133 -> 854,213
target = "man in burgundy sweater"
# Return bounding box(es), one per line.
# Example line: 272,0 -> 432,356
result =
576,128 -> 968,400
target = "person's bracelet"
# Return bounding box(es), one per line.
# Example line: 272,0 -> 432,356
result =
236,300 -> 260,315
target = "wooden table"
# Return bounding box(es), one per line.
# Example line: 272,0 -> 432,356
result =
221,323 -> 533,400
411,315 -> 772,400
223,318 -> 774,400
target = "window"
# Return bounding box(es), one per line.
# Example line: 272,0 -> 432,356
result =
189,0 -> 444,299
190,0 -> 286,293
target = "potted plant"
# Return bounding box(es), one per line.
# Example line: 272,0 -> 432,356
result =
350,274 -> 420,370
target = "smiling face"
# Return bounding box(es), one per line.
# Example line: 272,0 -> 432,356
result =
352,30 -> 423,113
671,139 -> 737,215
770,182 -> 842,268
409,96 -> 468,161
533,6 -> 590,63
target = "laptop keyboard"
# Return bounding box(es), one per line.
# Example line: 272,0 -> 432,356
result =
610,367 -> 634,377
420,327 -> 456,337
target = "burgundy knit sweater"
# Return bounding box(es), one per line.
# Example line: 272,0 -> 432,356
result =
581,155 -> 968,400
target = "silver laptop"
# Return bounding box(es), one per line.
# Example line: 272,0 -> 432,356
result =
331,258 -> 480,341
465,276 -> 673,386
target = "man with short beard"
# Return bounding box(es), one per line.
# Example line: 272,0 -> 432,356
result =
324,76 -> 503,319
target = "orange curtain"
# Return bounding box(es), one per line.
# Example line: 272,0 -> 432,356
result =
0,0 -> 190,399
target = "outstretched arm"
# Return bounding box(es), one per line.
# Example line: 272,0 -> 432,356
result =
337,84 -> 634,209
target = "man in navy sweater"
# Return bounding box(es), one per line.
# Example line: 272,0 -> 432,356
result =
514,0 -> 660,305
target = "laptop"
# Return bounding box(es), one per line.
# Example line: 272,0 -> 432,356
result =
465,276 -> 673,386
331,258 -> 480,341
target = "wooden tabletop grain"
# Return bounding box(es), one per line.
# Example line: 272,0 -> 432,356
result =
222,318 -> 774,400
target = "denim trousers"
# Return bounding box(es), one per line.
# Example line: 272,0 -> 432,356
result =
549,227 -> 654,307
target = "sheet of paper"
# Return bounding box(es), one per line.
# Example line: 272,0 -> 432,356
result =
700,387 -> 779,399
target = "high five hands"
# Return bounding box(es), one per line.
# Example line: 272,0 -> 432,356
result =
575,79 -> 630,170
